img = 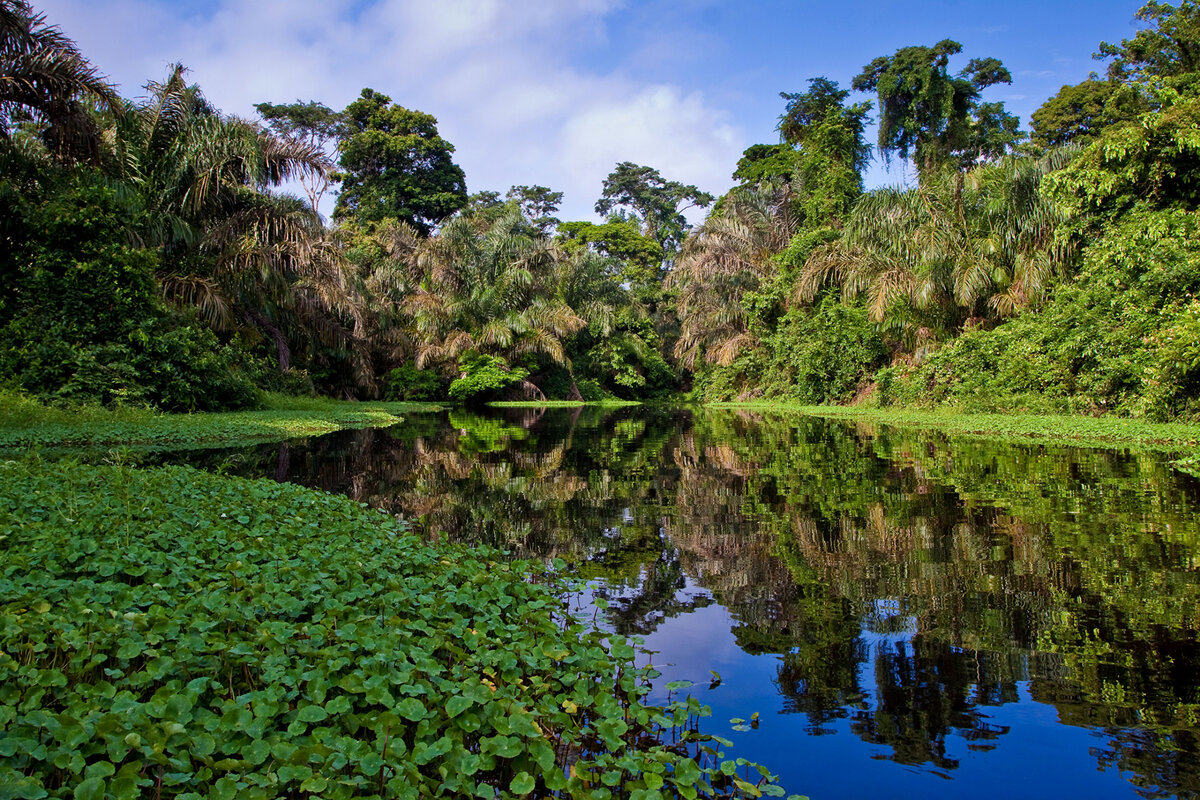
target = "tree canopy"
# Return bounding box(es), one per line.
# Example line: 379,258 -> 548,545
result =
851,40 -> 1022,175
333,88 -> 467,235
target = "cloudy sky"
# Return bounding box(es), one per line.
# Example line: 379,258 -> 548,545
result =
42,0 -> 1148,221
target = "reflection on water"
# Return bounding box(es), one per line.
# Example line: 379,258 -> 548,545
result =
166,407 -> 1200,799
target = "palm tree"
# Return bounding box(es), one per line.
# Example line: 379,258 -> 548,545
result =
106,66 -> 368,381
403,210 -> 586,393
669,180 -> 800,368
0,0 -> 119,161
796,152 -> 1074,342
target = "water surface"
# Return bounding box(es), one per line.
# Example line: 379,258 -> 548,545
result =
162,406 -> 1200,799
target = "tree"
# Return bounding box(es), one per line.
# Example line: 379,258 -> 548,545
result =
779,77 -> 872,226
404,210 -> 584,380
1030,79 -> 1146,148
0,0 -> 119,162
506,184 -> 563,233
1096,0 -> 1200,85
852,40 -> 1023,175
556,219 -> 664,289
733,144 -> 801,185
594,162 -> 714,255
254,100 -> 344,213
108,66 -> 365,380
333,88 -> 467,235
797,153 -> 1073,338
669,181 -> 801,368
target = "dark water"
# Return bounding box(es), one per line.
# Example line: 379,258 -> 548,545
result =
159,406 -> 1200,799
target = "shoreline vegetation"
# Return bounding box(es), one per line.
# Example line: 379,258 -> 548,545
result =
0,392 -> 443,450
710,402 -> 1200,453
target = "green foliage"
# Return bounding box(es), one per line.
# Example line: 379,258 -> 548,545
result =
694,293 -> 886,404
732,144 -> 800,185
0,394 -> 425,449
383,364 -> 445,401
253,99 -> 344,211
0,461 -> 786,798
448,354 -> 529,404
333,88 -> 467,234
0,166 -> 257,412
1029,79 -> 1146,148
1096,0 -> 1200,86
882,208 -> 1200,419
852,40 -> 1022,174
557,219 -> 664,289
505,184 -> 563,233
595,162 -> 714,255
1044,89 -> 1200,222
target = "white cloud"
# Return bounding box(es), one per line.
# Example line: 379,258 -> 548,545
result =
40,0 -> 741,221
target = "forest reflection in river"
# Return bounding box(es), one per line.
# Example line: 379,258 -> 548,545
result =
170,406 -> 1200,799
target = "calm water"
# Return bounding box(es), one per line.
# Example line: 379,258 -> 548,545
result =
161,406 -> 1200,799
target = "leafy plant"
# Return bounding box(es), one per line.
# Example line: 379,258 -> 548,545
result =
0,461 -> 793,798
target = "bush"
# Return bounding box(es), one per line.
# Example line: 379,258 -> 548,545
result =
448,354 -> 528,403
383,363 -> 445,401
885,208 -> 1200,419
0,167 -> 258,412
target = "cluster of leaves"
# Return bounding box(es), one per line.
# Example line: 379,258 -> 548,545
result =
448,355 -> 530,404
0,461 -> 793,798
0,156 -> 259,412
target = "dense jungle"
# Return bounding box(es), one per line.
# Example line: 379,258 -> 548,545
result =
6,1 -> 1200,798
5,0 -> 1200,418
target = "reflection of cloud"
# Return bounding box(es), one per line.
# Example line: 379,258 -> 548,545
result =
41,0 -> 741,221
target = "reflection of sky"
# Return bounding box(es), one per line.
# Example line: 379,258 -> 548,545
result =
161,410 -> 1195,800
623,590 -> 1137,800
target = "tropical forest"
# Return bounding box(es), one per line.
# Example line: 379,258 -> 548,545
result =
4,0 -> 1200,797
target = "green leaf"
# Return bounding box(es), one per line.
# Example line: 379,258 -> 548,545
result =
74,778 -> 105,800
396,697 -> 426,721
297,705 -> 328,723
509,772 -> 535,795
445,695 -> 474,718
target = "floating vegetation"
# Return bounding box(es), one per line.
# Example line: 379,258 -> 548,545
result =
0,461 -> 793,798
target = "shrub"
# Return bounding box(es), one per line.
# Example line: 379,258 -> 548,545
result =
383,364 -> 445,401
448,354 -> 528,403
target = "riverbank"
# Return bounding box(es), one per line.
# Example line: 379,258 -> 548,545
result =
0,391 -> 443,450
708,402 -> 1200,452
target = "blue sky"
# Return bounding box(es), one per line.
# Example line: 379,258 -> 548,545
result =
42,0 -> 1147,220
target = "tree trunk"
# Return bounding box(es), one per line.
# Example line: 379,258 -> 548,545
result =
245,310 -> 291,373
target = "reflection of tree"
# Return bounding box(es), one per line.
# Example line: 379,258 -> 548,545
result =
161,406 -> 1200,797
850,637 -> 1013,769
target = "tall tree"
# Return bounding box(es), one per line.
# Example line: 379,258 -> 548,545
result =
778,77 -> 872,226
0,0 -> 118,162
1029,79 -> 1147,148
254,100 -> 344,213
797,153 -> 1073,337
595,162 -> 714,255
333,88 -> 467,235
108,66 -> 365,379
670,181 -> 801,368
1096,0 -> 1200,85
506,184 -> 563,234
404,211 -> 584,376
851,40 -> 1022,176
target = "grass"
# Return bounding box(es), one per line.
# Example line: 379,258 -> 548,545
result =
0,460 -> 789,799
708,401 -> 1200,452
0,390 -> 444,450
